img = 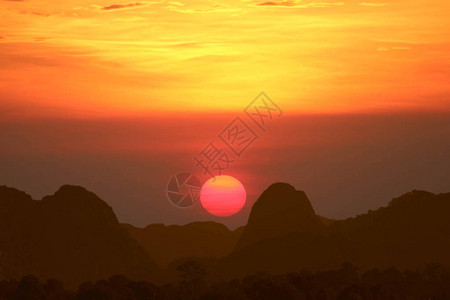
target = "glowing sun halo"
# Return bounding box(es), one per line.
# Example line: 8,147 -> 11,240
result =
200,175 -> 246,217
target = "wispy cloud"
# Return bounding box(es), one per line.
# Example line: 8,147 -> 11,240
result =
168,1 -> 184,6
167,2 -> 241,13
102,2 -> 143,10
257,1 -> 345,8
112,16 -> 148,21
258,1 -> 296,7
359,2 -> 388,7
17,10 -> 53,17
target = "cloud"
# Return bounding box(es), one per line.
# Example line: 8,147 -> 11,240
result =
101,1 -> 162,11
168,1 -> 184,6
167,3 -> 242,13
31,11 -> 51,16
392,46 -> 411,50
102,2 -> 143,10
376,45 -> 412,51
19,10 -> 52,17
359,2 -> 388,6
112,16 -> 148,21
257,1 -> 345,8
259,1 -> 296,6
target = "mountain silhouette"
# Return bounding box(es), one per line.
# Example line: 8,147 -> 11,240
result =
328,190 -> 450,270
122,222 -> 244,267
214,183 -> 341,278
213,186 -> 450,279
235,183 -> 327,250
0,185 -> 160,287
1,183 -> 450,286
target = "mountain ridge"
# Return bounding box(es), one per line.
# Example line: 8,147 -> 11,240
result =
1,183 -> 450,285
0,184 -> 160,288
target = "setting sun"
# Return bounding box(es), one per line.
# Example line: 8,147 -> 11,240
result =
200,175 -> 246,217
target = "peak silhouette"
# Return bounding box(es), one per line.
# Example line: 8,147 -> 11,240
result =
387,189 -> 435,207
214,183 -> 338,278
0,185 -> 159,288
56,184 -> 89,194
0,185 -> 33,203
235,182 -> 326,250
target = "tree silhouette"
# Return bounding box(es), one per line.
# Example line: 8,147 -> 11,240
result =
14,275 -> 46,300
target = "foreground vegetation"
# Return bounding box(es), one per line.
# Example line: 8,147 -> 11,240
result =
2,262 -> 450,300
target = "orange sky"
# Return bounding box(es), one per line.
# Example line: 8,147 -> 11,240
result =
1,0 -> 449,117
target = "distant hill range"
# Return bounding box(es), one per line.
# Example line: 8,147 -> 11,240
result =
1,183 -> 450,286
122,222 -> 243,268
213,183 -> 450,279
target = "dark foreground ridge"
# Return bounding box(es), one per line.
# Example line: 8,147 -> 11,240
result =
1,183 -> 450,297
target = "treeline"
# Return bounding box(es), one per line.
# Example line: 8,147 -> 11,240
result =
2,262 -> 450,300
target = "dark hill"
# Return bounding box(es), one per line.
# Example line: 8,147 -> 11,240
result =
214,183 -> 339,278
235,183 -> 327,250
123,222 -> 244,267
214,185 -> 450,279
0,185 -> 159,288
329,190 -> 450,270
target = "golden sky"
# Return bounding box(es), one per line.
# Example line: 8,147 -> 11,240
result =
1,0 -> 449,117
